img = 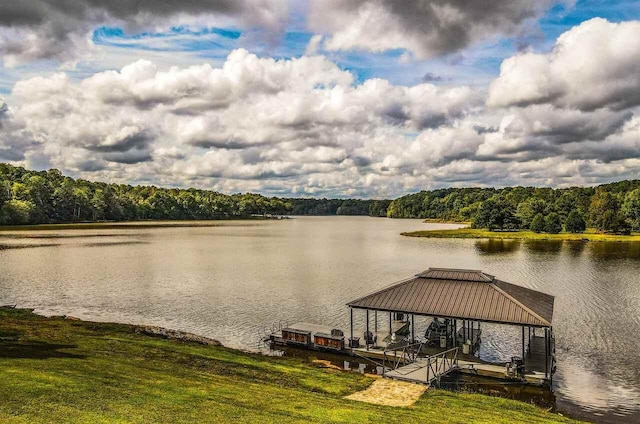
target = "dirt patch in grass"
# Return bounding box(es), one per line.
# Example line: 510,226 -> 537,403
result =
346,378 -> 427,407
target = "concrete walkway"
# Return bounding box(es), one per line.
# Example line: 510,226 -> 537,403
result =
345,378 -> 427,407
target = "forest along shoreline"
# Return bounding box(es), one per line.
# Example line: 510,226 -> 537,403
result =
0,307 -> 581,423
2,163 -> 640,242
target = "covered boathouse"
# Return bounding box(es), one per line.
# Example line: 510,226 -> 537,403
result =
347,268 -> 555,386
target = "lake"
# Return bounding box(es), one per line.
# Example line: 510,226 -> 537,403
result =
1,216 -> 639,423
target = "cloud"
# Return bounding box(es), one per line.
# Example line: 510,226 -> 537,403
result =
307,0 -> 558,59
1,49 -> 479,191
488,18 -> 640,111
3,18 -> 640,197
305,34 -> 324,56
0,0 -> 288,66
422,72 -> 444,83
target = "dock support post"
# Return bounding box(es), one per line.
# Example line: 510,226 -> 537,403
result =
411,314 -> 415,343
544,327 -> 549,379
521,326 -> 525,368
374,311 -> 378,334
366,310 -> 370,351
445,319 -> 449,348
454,319 -> 457,347
350,308 -> 354,348
550,327 -> 554,385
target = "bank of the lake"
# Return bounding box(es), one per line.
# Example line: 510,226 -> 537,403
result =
0,308 -> 577,424
0,218 -> 289,232
402,228 -> 640,242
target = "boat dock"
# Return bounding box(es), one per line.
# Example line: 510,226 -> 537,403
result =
267,267 -> 556,387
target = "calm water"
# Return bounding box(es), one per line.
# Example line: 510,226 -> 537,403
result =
1,216 -> 639,423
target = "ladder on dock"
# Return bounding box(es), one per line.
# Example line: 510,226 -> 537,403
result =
383,346 -> 459,386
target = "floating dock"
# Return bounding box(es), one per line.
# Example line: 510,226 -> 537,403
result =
268,267 -> 556,387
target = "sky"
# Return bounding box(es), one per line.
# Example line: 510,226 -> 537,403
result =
1,0 -> 640,198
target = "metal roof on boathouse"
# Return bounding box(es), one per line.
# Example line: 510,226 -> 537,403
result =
347,268 -> 554,327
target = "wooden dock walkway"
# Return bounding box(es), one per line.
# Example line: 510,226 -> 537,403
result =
385,356 -> 458,384
383,347 -> 459,385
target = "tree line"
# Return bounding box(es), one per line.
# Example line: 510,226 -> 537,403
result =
387,182 -> 640,234
2,163 -> 640,233
0,164 -> 388,225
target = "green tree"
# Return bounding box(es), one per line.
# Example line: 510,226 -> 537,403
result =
589,189 -> 630,233
622,188 -> 640,231
544,212 -> 562,234
0,178 -> 7,205
473,196 -> 520,231
0,199 -> 35,225
554,191 -> 577,222
516,198 -> 547,229
90,189 -> 107,221
564,210 -> 586,233
530,213 -> 545,233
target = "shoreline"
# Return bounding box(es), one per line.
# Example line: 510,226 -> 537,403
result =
421,219 -> 472,225
0,218 -> 286,232
0,307 -> 580,423
402,228 -> 640,242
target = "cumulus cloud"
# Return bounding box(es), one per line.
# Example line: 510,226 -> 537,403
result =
1,49 -> 479,191
3,18 -> 640,196
307,0 -> 558,59
0,0 -> 288,66
488,18 -> 640,111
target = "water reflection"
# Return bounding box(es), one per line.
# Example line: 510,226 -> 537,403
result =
589,242 -> 640,260
565,241 -> 588,257
475,239 -> 521,255
524,240 -> 563,254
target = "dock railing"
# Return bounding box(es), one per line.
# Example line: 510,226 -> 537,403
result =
383,345 -> 459,385
382,341 -> 424,375
425,347 -> 458,384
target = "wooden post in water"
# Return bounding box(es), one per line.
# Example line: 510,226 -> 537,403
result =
350,307 -> 354,348
521,326 -> 525,368
445,319 -> 449,348
544,327 -> 549,379
454,319 -> 457,347
548,327 -> 553,386
366,309 -> 370,351
411,314 -> 415,343
374,311 -> 378,334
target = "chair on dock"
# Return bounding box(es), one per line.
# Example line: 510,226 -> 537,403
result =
363,331 -> 377,347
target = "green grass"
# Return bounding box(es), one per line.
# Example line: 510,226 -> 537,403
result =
0,309 -> 579,423
402,227 -> 640,242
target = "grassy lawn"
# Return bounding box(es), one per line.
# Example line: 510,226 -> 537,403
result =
402,227 -> 640,242
0,308 -> 579,423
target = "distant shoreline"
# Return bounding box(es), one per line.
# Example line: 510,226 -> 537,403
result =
402,228 -> 640,242
0,217 -> 287,232
421,219 -> 472,225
